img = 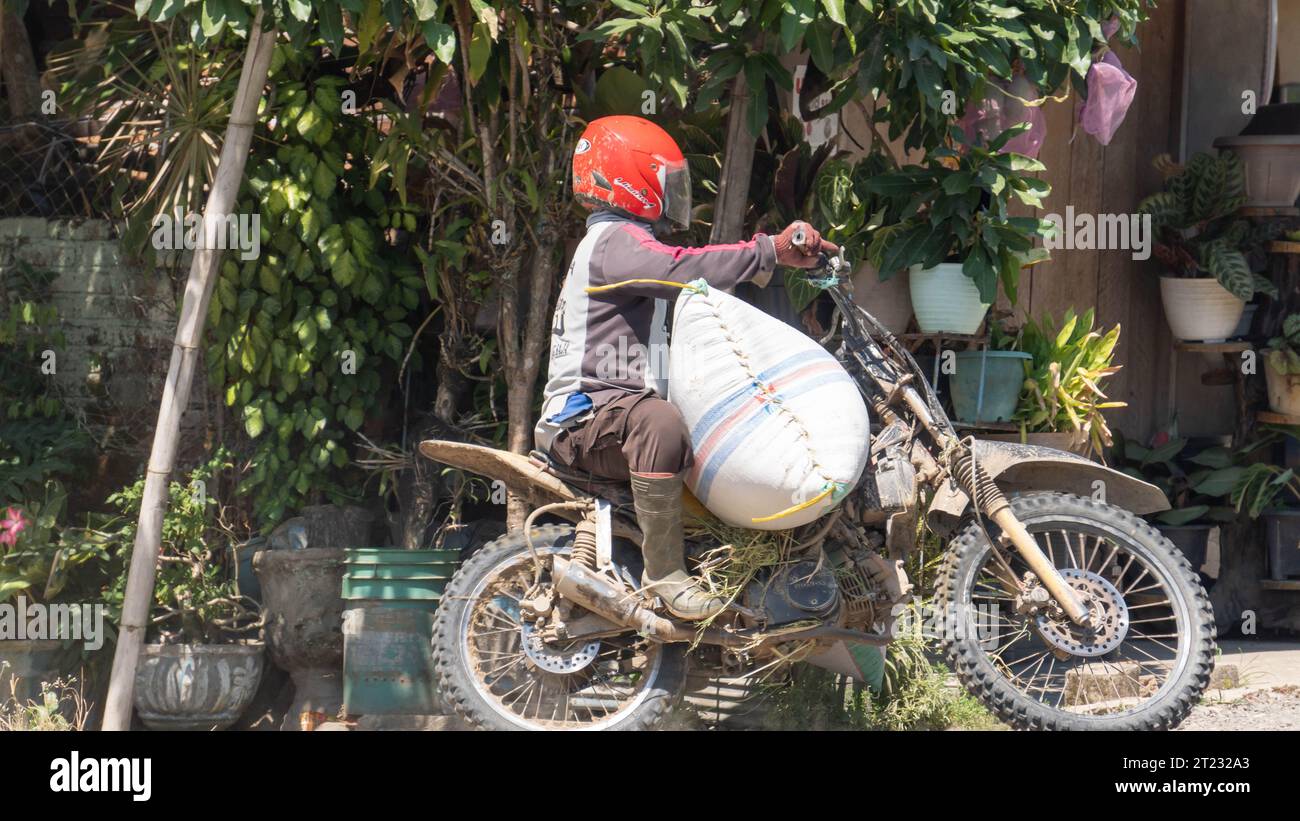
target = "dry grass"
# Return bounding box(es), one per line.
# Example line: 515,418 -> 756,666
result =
0,666 -> 91,731
684,515 -> 798,636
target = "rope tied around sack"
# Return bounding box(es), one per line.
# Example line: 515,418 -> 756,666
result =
751,480 -> 851,524
584,277 -> 709,296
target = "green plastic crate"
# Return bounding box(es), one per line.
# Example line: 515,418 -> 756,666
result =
344,598 -> 441,611
342,577 -> 448,601
344,565 -> 457,580
343,606 -> 438,716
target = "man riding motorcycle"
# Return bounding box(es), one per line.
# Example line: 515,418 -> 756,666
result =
535,114 -> 837,621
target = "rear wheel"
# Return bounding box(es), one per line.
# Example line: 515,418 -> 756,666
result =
937,492 -> 1215,730
431,524 -> 687,730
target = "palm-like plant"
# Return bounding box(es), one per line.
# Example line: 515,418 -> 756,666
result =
1008,308 -> 1126,457
47,12 -> 239,250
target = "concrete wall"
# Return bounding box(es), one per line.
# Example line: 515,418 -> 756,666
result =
0,217 -> 206,461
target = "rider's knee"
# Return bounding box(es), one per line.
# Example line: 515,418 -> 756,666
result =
624,399 -> 692,475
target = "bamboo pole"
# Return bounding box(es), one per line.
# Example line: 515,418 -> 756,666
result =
100,13 -> 277,731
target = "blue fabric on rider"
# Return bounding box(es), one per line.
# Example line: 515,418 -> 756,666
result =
545,392 -> 594,424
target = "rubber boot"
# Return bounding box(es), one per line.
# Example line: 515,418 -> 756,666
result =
631,472 -> 726,621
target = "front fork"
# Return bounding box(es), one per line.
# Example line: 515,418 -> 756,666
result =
949,445 -> 1092,629
988,506 -> 1093,629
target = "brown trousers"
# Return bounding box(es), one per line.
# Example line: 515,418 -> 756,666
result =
548,392 -> 693,481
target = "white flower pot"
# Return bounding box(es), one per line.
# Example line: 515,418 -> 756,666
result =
851,262 -> 912,334
909,263 -> 991,334
1159,277 -> 1245,342
1214,136 -> 1300,208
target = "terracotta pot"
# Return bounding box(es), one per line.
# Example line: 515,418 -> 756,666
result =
1265,359 -> 1300,416
1213,136 -> 1300,208
133,643 -> 264,731
979,431 -> 1092,457
851,263 -> 912,335
253,548 -> 346,728
1159,277 -> 1245,342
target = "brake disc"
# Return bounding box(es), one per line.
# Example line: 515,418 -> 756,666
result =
519,619 -> 601,674
1035,568 -> 1130,658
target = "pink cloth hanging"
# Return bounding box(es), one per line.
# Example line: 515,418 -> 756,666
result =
959,73 -> 1046,158
1078,50 -> 1137,146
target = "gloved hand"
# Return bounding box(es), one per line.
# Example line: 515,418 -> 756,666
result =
772,221 -> 840,268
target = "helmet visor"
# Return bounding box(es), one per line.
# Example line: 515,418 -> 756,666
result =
661,161 -> 692,231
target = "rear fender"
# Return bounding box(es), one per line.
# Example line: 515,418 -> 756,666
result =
926,440 -> 1169,536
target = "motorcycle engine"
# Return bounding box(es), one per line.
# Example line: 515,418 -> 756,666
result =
741,559 -> 841,628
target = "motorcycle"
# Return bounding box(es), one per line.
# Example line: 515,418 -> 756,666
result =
420,249 -> 1214,731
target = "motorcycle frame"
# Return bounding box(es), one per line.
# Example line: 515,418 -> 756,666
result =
822,272 -> 1092,627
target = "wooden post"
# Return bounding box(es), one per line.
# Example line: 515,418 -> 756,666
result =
100,13 -> 277,731
709,70 -> 756,244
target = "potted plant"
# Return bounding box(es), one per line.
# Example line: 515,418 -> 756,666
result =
1111,425 -> 1247,571
252,503 -> 372,728
1002,309 -> 1126,458
0,482 -> 110,708
944,317 -> 1032,424
101,455 -> 265,731
1138,152 -> 1280,341
865,125 -> 1054,334
1263,314 -> 1300,416
1231,462 -> 1300,580
802,152 -> 914,333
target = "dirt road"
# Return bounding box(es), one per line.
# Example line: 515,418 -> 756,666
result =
1177,685 -> 1300,730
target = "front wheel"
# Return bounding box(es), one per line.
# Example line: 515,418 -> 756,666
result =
431,524 -> 687,730
937,492 -> 1215,730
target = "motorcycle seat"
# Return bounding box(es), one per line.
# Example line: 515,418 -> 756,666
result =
528,450 -> 635,507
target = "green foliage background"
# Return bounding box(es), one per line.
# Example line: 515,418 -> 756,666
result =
207,43 -> 424,524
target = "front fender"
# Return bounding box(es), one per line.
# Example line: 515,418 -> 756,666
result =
926,440 -> 1168,536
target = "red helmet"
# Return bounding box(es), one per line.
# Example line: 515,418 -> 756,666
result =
572,115 -> 691,231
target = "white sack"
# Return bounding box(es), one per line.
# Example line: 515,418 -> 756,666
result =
668,281 -> 870,530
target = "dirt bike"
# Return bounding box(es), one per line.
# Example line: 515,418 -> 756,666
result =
419,249 -> 1215,731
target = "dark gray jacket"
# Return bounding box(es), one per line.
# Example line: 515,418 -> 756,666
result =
535,213 -> 776,451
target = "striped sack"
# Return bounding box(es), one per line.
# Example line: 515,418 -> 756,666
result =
668,281 -> 870,530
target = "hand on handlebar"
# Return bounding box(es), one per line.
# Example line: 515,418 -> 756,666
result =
773,221 -> 840,269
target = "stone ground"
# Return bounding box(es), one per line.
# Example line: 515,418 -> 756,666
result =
1176,685 -> 1300,730
1176,639 -> 1300,731
315,638 -> 1300,731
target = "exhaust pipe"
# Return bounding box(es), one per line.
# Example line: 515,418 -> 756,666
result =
552,557 -> 695,643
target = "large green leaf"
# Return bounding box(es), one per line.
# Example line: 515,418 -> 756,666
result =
424,20 -> 457,64
874,221 -> 937,278
1204,243 -> 1253,300
1193,466 -> 1245,498
963,243 -> 998,304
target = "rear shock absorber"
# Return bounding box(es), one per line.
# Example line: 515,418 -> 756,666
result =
571,516 -> 599,569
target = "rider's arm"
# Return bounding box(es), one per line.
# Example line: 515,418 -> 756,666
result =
587,222 -> 776,298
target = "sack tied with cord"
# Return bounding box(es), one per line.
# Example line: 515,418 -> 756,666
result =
666,279 -> 870,530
